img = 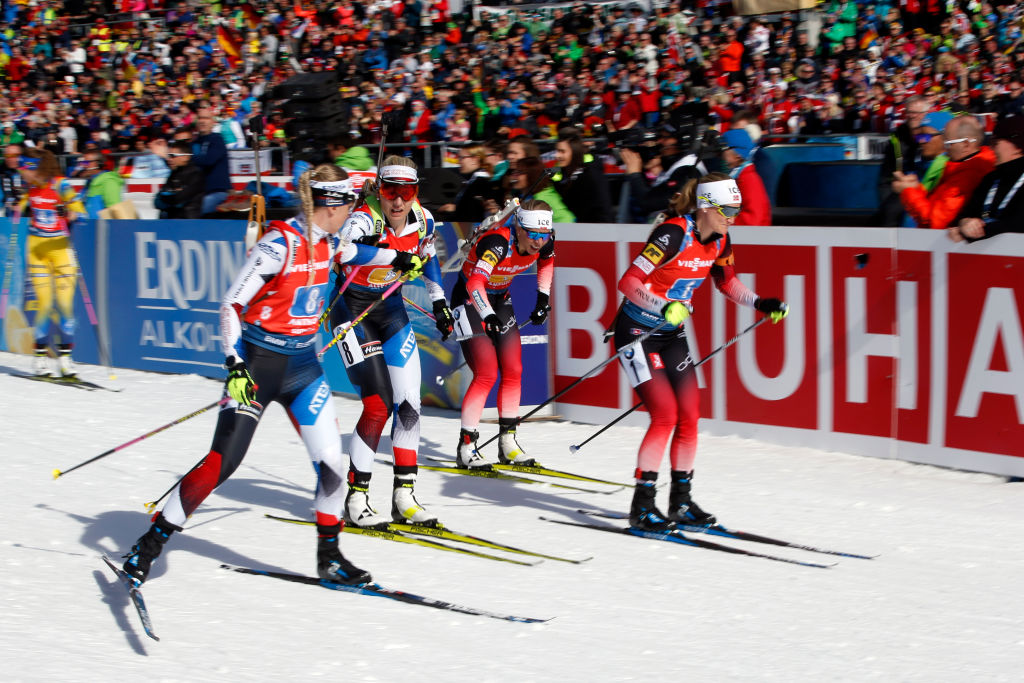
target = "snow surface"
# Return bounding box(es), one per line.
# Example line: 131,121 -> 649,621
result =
2,351 -> 1023,682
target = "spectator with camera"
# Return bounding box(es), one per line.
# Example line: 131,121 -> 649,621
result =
619,124 -> 709,223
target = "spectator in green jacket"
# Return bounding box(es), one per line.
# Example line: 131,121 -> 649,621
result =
74,151 -> 125,218
506,155 -> 576,223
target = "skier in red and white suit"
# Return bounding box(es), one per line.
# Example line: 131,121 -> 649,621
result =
449,198 -> 555,469
121,165 -> 372,587
614,173 -> 789,531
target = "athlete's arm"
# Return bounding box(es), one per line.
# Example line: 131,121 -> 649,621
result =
464,233 -> 508,318
536,237 -> 555,294
334,211 -> 395,266
219,230 -> 288,359
417,215 -> 446,301
617,222 -> 683,315
710,236 -> 758,307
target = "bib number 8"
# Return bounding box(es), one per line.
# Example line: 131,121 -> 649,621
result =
334,326 -> 365,368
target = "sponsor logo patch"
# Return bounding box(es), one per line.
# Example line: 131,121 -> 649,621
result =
481,250 -> 500,267
650,353 -> 664,369
642,244 -> 665,264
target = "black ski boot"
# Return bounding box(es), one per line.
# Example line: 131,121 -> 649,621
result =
628,471 -> 674,532
122,513 -> 181,583
667,470 -> 717,526
316,522 -> 372,585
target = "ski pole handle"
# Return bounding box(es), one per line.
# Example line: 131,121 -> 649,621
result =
316,276 -> 405,359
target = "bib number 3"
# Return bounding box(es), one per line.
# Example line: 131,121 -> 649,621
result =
617,340 -> 652,388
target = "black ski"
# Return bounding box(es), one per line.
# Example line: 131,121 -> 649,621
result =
539,517 -> 835,569
221,564 -> 550,623
577,509 -> 876,560
12,373 -> 121,392
101,554 -> 159,641
265,513 -> 589,564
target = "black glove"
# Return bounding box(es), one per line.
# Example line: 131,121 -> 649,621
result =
433,300 -> 455,341
483,313 -> 503,342
529,292 -> 551,325
754,297 -> 790,324
390,252 -> 424,279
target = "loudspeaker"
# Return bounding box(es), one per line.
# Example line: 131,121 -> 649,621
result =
282,94 -> 344,120
272,72 -> 339,101
285,113 -> 347,140
417,168 -> 465,210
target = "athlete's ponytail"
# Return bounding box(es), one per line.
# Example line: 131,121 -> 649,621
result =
296,163 -> 348,286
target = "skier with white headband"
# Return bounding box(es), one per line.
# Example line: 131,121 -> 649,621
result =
121,165 -> 372,586
449,198 -> 556,469
613,172 -> 790,531
327,155 -> 455,528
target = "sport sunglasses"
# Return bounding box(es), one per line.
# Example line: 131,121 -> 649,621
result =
523,228 -> 552,241
705,198 -> 741,218
380,182 -> 418,201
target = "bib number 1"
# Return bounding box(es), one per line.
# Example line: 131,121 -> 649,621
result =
617,340 -> 652,388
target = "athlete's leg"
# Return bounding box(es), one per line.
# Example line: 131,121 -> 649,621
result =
50,238 -> 77,344
26,235 -> 55,341
382,321 -> 421,471
493,299 -> 523,420
160,345 -> 287,526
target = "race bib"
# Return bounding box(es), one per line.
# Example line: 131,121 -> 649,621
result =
334,326 -> 365,368
451,305 -> 475,339
617,340 -> 652,388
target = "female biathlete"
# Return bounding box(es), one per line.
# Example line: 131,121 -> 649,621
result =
18,148 -> 85,377
451,199 -> 555,469
122,165 -> 372,586
327,156 -> 455,529
614,172 -> 789,531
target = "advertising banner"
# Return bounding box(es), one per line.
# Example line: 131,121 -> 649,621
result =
551,224 -> 1024,477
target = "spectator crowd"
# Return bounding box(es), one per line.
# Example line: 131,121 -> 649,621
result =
2,0 -> 1024,228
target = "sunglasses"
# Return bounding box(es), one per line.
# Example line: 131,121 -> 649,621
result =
522,228 -> 552,241
379,182 -> 417,201
943,137 -> 974,147
914,132 -> 936,144
705,199 -> 741,218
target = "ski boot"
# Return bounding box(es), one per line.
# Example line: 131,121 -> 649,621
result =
316,522 -> 371,585
122,513 -> 181,583
455,428 -> 490,469
628,472 -> 675,532
344,470 -> 389,528
32,343 -> 50,376
497,417 -> 538,467
391,475 -> 439,527
57,343 -> 76,377
666,470 -> 717,527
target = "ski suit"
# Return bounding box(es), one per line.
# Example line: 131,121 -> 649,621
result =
160,216 -> 348,529
614,216 -> 758,474
327,197 -> 446,478
450,222 -> 554,427
20,177 -> 84,343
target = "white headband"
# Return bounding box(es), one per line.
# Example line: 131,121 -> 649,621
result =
311,178 -> 355,206
695,179 -> 742,208
379,164 -> 418,184
517,208 -> 553,231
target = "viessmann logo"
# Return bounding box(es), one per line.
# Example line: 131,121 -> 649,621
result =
677,257 -> 715,272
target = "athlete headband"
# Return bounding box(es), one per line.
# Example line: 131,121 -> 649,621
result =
310,178 -> 355,206
695,179 -> 742,208
379,164 -> 419,184
516,208 -> 553,231
19,156 -> 39,170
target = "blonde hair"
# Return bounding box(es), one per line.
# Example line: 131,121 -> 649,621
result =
380,154 -> 417,172
460,145 -> 489,172
670,171 -> 731,216
519,198 -> 551,213
296,163 -> 348,286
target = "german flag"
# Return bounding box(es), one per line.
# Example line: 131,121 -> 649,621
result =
239,2 -> 262,29
859,28 -> 878,50
217,24 -> 242,67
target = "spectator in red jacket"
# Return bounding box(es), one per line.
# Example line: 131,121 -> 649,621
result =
720,128 -> 772,226
894,115 -> 996,230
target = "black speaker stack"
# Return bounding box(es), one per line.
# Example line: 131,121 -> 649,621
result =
273,72 -> 345,162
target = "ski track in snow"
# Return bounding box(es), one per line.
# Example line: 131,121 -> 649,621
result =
1,351 -> 1022,681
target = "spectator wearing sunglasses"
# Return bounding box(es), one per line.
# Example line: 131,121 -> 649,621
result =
951,116 -> 1024,242
719,128 -> 771,226
154,141 -> 204,219
878,95 -> 933,226
74,150 -> 125,219
612,173 -> 789,532
449,199 -> 556,470
893,115 -> 995,230
327,155 -> 455,529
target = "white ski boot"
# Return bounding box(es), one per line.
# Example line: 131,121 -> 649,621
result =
455,428 -> 490,469
391,476 -> 439,527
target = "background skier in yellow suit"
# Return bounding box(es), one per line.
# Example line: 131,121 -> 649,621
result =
18,148 -> 84,377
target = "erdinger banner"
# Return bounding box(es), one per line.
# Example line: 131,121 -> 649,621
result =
551,224 -> 1024,477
